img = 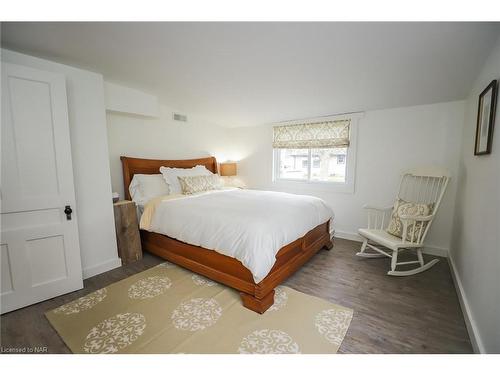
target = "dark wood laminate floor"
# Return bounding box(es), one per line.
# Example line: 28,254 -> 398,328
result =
0,238 -> 472,354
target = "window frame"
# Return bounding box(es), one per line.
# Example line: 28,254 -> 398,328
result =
272,113 -> 361,193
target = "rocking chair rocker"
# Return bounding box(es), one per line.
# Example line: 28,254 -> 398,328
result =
356,167 -> 450,276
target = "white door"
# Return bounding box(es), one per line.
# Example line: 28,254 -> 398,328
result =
1,63 -> 83,313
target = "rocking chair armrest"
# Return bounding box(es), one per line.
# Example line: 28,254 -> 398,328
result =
363,204 -> 393,212
399,213 -> 434,222
363,205 -> 393,230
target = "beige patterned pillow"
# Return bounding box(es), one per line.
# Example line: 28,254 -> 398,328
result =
177,174 -> 222,195
386,199 -> 434,242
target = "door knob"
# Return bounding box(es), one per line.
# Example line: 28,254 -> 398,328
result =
64,205 -> 73,220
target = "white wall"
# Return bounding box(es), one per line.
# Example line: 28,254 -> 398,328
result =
228,101 -> 465,254
450,36 -> 500,353
107,105 -> 233,199
2,49 -> 121,279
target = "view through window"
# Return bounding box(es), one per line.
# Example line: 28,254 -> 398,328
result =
276,147 -> 347,182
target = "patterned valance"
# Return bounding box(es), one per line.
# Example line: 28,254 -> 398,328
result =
273,119 -> 350,149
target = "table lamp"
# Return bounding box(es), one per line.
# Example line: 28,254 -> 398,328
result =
219,162 -> 237,177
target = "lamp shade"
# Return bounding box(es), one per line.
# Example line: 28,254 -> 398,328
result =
219,162 -> 237,176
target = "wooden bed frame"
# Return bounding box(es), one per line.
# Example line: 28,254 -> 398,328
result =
121,156 -> 333,313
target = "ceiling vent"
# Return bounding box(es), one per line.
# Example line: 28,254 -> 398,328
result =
173,112 -> 187,122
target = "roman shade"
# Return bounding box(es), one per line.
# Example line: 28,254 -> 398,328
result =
273,119 -> 351,149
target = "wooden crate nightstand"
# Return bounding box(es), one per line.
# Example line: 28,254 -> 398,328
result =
113,200 -> 142,265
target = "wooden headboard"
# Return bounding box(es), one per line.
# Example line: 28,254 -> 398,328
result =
120,156 -> 218,200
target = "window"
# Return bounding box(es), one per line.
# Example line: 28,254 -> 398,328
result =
301,158 -> 308,169
272,114 -> 359,192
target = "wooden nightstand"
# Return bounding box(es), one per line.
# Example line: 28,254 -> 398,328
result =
113,200 -> 142,265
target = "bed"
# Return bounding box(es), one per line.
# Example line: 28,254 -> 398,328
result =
121,156 -> 333,313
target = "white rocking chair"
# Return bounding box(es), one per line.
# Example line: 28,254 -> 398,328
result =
356,167 -> 450,276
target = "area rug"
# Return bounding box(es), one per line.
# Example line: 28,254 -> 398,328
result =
46,262 -> 353,354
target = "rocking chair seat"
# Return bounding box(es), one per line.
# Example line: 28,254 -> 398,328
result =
358,228 -> 421,251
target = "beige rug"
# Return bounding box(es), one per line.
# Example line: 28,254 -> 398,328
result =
46,262 -> 353,354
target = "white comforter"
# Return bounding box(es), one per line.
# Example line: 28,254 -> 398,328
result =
141,188 -> 333,283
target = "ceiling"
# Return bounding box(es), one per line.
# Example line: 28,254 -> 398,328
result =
2,22 -> 499,127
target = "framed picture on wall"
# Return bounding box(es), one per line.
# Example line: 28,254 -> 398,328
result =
474,79 -> 497,155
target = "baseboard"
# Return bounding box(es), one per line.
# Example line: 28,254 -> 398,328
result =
82,258 -> 122,279
420,245 -> 449,258
333,230 -> 449,257
447,254 -> 484,353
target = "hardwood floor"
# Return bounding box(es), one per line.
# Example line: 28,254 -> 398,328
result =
0,238 -> 472,354
286,239 -> 472,353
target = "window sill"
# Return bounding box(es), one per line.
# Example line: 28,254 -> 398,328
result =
271,179 -> 354,194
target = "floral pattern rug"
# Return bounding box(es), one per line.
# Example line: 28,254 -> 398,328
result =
46,262 -> 353,354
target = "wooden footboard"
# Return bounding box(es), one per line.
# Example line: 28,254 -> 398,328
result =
140,220 -> 332,313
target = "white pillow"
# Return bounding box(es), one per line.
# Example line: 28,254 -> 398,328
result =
160,165 -> 212,194
129,174 -> 170,205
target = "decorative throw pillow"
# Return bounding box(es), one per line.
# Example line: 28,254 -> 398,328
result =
177,174 -> 222,195
386,199 -> 434,242
160,165 -> 212,194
